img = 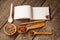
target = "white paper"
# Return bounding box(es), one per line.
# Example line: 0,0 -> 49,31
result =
14,5 -> 32,19
32,7 -> 50,20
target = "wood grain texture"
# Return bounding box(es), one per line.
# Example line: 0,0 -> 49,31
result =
0,0 -> 60,40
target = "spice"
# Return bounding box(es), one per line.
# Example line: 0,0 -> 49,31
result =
18,23 -> 45,33
3,23 -> 16,35
18,26 -> 27,33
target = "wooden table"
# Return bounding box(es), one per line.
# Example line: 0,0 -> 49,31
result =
0,0 -> 60,40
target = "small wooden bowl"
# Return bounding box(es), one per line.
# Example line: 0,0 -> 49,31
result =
3,23 -> 17,35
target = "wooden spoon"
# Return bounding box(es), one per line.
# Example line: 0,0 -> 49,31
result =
20,20 -> 45,25
3,22 -> 16,35
18,23 -> 45,33
3,3 -> 17,35
28,30 -> 52,36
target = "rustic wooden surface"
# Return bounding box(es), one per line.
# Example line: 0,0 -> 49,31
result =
0,0 -> 60,40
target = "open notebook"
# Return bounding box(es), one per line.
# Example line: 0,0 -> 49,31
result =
14,5 -> 50,20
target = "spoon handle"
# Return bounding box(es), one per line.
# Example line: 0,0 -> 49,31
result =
20,20 -> 45,25
34,32 -> 52,35
27,23 -> 45,30
10,3 -> 13,17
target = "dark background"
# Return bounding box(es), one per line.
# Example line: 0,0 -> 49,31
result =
0,0 -> 60,40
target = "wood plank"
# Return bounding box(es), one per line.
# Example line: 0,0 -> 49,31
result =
15,34 -> 33,40
0,0 -> 11,29
0,31 -> 14,40
49,0 -> 60,13
42,0 -> 49,6
22,0 -> 46,6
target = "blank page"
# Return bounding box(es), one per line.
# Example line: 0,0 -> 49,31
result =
14,5 -> 32,19
32,7 -> 50,20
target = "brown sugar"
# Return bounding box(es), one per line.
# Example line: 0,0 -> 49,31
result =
18,25 -> 27,33
28,30 -> 34,36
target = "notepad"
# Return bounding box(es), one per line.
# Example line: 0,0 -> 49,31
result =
14,5 -> 50,20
